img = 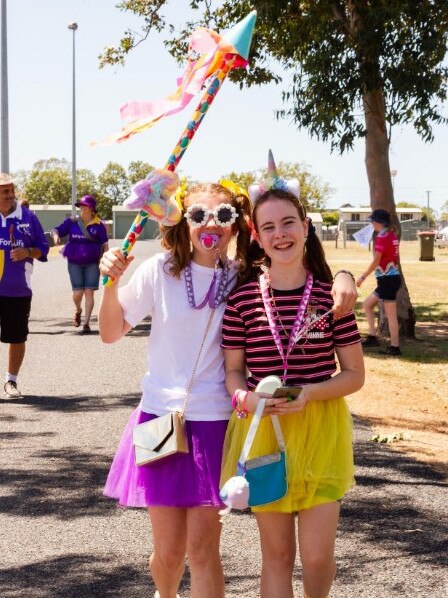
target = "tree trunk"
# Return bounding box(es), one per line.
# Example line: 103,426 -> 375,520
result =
344,1 -> 416,339
362,87 -> 416,338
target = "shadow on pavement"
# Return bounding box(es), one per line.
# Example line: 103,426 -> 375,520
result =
0,554 -> 151,598
9,393 -> 141,413
0,448 -> 115,520
28,317 -> 151,337
334,417 -> 448,582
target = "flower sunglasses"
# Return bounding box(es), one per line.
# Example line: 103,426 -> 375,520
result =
184,203 -> 238,228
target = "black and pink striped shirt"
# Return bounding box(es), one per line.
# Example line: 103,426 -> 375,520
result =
221,278 -> 361,390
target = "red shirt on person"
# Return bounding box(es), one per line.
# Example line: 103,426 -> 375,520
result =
374,229 -> 400,277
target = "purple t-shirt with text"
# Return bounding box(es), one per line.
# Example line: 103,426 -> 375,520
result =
54,216 -> 108,265
0,203 -> 49,297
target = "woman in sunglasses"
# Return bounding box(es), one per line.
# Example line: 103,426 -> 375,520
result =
99,175 -> 251,598
98,169 -> 358,598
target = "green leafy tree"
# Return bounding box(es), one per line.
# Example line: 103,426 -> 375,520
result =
128,160 -> 154,184
11,169 -> 30,199
32,157 -> 71,172
322,211 -> 339,227
17,158 -> 134,220
440,199 -> 448,221
23,165 -> 101,208
222,162 -> 332,212
98,162 -> 131,213
24,169 -> 72,205
421,207 -> 436,227
100,1 -> 448,337
77,168 -> 99,198
396,202 -> 420,208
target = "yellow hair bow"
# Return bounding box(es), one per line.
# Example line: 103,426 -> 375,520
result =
219,179 -> 249,200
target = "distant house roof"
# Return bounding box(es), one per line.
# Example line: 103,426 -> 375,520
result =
339,207 -> 422,214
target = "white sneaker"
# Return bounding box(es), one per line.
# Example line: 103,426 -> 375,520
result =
154,592 -> 181,598
4,380 -> 23,398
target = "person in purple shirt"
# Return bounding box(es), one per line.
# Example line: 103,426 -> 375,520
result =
0,173 -> 49,399
52,195 -> 109,334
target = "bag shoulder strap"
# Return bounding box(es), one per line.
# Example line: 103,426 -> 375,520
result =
239,399 -> 286,464
179,308 -> 216,417
77,217 -> 96,242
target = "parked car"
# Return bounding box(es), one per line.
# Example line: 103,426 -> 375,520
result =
435,226 -> 448,248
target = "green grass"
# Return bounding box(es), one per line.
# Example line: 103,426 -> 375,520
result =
325,240 -> 448,323
324,240 -> 448,365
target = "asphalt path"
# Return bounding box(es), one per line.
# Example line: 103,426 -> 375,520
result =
1,241 -> 446,597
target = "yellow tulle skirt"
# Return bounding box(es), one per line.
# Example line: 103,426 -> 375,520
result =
220,397 -> 355,513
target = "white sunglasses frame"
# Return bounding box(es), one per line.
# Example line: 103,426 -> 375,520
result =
184,203 -> 238,228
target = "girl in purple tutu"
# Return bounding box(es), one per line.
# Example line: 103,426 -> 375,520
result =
98,169 -> 358,598
99,175 -> 252,598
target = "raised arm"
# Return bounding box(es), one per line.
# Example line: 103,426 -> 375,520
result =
98,248 -> 134,343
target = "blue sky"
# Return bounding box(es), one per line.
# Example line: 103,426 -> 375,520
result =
5,0 -> 448,213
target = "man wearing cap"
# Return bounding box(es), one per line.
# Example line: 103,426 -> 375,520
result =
356,209 -> 402,356
0,173 -> 49,398
51,195 -> 109,333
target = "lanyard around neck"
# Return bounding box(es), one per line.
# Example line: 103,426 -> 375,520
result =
260,271 -> 313,383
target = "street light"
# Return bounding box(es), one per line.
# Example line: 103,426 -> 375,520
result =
68,22 -> 78,217
390,169 -> 397,194
1,0 -> 9,173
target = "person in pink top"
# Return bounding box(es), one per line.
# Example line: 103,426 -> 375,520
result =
356,209 -> 402,356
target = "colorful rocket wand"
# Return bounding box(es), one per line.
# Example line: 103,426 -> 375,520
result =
101,11 -> 257,286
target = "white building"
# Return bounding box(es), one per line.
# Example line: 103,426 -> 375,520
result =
339,207 -> 423,223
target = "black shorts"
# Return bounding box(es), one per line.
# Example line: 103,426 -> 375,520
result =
0,296 -> 32,343
374,275 -> 402,301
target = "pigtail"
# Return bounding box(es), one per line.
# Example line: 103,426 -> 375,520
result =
303,233 -> 333,283
161,218 -> 191,278
233,194 -> 253,284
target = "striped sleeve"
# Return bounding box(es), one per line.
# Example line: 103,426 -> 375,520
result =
221,294 -> 246,349
333,311 -> 361,346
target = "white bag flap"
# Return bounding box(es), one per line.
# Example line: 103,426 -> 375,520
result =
132,414 -> 174,452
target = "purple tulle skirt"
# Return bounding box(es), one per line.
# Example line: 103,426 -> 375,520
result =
104,408 -> 228,508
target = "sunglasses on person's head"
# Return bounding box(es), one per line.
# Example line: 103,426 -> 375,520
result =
184,203 -> 238,228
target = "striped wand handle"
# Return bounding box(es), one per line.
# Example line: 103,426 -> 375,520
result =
102,55 -> 236,287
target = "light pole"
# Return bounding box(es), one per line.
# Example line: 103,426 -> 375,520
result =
426,190 -> 431,229
68,22 -> 78,217
1,0 -> 9,173
390,169 -> 397,195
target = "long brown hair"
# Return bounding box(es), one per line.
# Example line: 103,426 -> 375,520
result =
160,183 -> 252,280
242,189 -> 332,284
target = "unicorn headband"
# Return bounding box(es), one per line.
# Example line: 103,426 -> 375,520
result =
248,150 -> 300,204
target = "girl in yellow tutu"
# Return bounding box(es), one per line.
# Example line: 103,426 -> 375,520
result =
220,155 -> 364,598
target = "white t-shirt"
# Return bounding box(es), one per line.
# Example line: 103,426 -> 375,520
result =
119,252 -> 237,421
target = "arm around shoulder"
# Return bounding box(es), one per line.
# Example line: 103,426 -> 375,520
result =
331,270 -> 358,319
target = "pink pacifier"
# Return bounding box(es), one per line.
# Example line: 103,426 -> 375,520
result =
200,233 -> 220,249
